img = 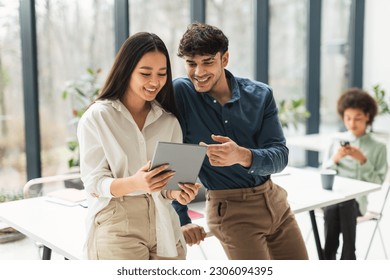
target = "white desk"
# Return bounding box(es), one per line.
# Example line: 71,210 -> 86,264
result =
272,167 -> 381,213
0,197 -> 86,260
0,167 -> 381,260
275,167 -> 381,259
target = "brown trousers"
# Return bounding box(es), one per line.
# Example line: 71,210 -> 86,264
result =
88,195 -> 185,260
206,179 -> 308,260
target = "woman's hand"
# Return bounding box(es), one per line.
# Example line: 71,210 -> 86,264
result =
345,146 -> 367,164
133,161 -> 176,193
110,161 -> 175,197
333,145 -> 367,165
169,183 -> 202,205
332,146 -> 349,164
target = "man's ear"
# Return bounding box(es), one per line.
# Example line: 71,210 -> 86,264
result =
222,51 -> 229,67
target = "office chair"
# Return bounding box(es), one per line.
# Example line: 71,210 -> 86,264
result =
357,182 -> 390,259
23,173 -> 82,260
23,173 -> 82,199
354,133 -> 389,259
305,184 -> 389,260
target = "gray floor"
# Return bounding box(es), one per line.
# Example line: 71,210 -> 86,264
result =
1,185 -> 389,260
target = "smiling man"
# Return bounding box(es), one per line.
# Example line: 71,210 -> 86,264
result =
172,22 -> 308,260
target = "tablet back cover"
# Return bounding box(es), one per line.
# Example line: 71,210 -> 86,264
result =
150,142 -> 207,190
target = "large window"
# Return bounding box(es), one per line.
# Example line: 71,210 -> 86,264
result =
320,0 -> 351,133
35,0 -> 115,177
269,0 -> 307,106
129,0 -> 190,78
269,0 -> 307,166
207,0 -> 254,79
0,1 -> 25,198
1,0 -> 387,193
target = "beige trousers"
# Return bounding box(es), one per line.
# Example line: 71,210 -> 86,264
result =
88,195 -> 185,260
206,179 -> 308,260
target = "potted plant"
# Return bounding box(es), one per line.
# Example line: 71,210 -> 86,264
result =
371,84 -> 390,135
372,84 -> 389,115
278,97 -> 311,131
61,68 -> 102,188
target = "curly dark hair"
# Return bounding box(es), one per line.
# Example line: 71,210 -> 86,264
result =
337,87 -> 378,125
177,22 -> 229,57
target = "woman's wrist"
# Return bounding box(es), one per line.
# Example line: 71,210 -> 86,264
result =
162,189 -> 175,200
167,190 -> 173,200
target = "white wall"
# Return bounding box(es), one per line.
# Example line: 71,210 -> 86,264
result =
364,0 -> 390,136
364,0 -> 390,97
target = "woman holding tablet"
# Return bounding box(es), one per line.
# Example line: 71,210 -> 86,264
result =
77,32 -> 201,260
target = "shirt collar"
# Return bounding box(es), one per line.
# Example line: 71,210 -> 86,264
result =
147,100 -> 165,124
96,99 -> 166,127
342,130 -> 373,144
96,99 -> 165,114
225,69 -> 240,102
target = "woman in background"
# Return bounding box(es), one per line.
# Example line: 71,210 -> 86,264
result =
322,87 -> 388,259
77,32 -> 200,260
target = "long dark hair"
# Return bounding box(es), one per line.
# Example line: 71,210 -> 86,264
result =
97,32 -> 178,118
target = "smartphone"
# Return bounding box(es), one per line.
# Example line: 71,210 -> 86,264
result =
340,140 -> 350,147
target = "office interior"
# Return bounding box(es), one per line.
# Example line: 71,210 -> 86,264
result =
0,0 -> 389,260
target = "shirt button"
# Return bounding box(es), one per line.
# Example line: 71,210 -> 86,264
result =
213,100 -> 217,103
250,170 -> 254,174
224,120 -> 228,123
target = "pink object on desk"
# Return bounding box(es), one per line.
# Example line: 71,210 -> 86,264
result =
188,209 -> 204,219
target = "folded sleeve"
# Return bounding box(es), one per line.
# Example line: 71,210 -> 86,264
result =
77,116 -> 114,198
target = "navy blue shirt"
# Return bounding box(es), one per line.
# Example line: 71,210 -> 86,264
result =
172,70 -> 289,225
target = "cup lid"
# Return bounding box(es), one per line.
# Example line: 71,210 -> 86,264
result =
320,169 -> 337,175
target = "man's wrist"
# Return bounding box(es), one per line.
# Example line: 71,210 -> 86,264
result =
238,147 -> 252,168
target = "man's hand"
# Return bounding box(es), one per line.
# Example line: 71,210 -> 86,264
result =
181,223 -> 207,246
200,134 -> 252,168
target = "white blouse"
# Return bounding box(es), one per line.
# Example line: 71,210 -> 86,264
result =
77,99 -> 184,258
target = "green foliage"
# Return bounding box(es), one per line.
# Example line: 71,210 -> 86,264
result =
0,190 -> 23,203
67,140 -> 79,152
278,98 -> 311,130
62,68 -> 102,168
372,84 -> 390,115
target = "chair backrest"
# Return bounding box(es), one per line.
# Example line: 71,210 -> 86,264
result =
350,132 -> 389,208
23,173 -> 81,198
364,174 -> 390,216
377,182 -> 390,217
372,131 -> 390,165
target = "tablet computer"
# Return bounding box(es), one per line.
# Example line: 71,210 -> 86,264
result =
150,141 -> 207,190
